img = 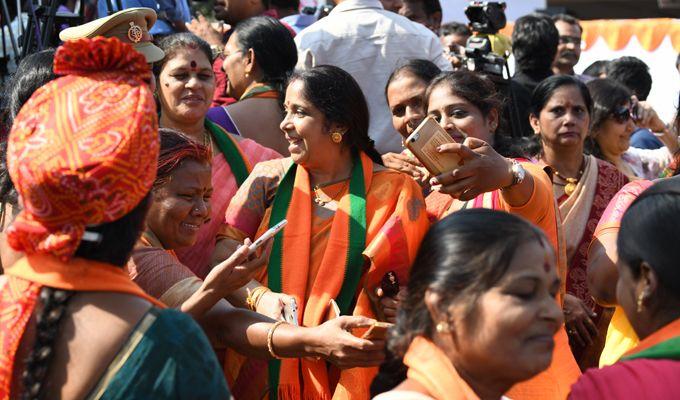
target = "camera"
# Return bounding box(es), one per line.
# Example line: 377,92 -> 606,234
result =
462,1 -> 511,77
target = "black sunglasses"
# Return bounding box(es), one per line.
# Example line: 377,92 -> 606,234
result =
611,106 -> 633,124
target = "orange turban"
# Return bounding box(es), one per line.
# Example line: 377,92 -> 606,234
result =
6,36 -> 159,261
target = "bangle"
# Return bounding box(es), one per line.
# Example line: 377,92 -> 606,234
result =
246,286 -> 271,311
267,321 -> 286,359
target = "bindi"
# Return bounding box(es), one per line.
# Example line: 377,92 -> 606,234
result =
190,60 -> 197,71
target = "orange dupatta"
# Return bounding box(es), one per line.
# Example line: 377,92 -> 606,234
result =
622,318 -> 680,360
273,152 -> 373,400
403,336 -> 480,400
0,254 -> 165,398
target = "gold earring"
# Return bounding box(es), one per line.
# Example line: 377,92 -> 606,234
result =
245,72 -> 249,78
436,321 -> 450,333
637,292 -> 646,313
331,132 -> 343,143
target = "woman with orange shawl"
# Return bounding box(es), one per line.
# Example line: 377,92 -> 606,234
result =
570,177 -> 680,399
421,70 -> 579,399
529,75 -> 628,369
372,209 -> 564,400
153,32 -> 281,277
0,37 -> 229,399
129,128 -> 388,377
214,65 -> 430,399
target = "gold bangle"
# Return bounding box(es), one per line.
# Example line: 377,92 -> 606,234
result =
267,321 -> 286,359
246,286 -> 270,311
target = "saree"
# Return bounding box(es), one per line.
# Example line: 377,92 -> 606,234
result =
207,84 -> 280,137
589,180 -> 653,367
426,162 -> 580,400
221,154 -> 430,400
174,123 -> 280,279
569,318 -> 680,399
0,254 -> 230,399
557,155 -> 628,368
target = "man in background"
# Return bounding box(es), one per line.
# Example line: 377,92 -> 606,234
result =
552,14 -> 591,82
295,0 -> 451,154
512,13 -> 558,94
439,21 -> 471,57
398,0 -> 441,33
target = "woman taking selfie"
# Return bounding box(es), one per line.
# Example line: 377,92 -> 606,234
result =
529,75 -> 628,369
586,78 -> 676,180
373,209 -> 563,400
214,65 -> 430,399
206,16 -> 296,155
128,128 -> 387,398
154,32 -> 280,277
423,70 -> 579,399
570,177 -> 680,398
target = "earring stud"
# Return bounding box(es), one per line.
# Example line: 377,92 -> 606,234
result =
331,132 -> 343,143
436,321 -> 450,333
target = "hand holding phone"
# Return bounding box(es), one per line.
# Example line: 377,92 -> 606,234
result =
361,322 -> 392,341
248,219 -> 287,256
405,117 -> 463,176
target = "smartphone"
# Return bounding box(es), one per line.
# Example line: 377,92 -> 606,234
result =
328,299 -> 341,320
361,322 -> 392,341
248,219 -> 287,255
282,298 -> 298,325
404,117 -> 462,176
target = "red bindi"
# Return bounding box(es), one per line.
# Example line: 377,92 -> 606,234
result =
190,60 -> 197,70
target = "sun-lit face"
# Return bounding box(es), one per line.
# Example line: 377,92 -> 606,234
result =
280,79 -> 344,169
158,47 -> 215,125
387,72 -> 429,138
530,84 -> 590,151
445,240 -> 563,387
554,20 -> 582,70
593,101 -> 636,158
221,33 -> 251,99
147,159 -> 213,250
427,84 -> 497,145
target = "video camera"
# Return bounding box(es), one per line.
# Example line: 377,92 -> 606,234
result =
463,1 -> 511,77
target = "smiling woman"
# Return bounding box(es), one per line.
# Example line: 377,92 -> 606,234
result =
372,209 -> 563,400
153,33 -> 281,278
213,65 -> 430,399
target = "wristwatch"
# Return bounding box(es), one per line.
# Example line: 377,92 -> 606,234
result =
503,159 -> 526,189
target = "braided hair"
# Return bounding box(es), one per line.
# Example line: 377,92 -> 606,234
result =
20,194 -> 151,399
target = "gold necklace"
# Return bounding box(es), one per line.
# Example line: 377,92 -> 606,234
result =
553,159 -> 585,197
313,180 -> 349,206
202,130 -> 212,147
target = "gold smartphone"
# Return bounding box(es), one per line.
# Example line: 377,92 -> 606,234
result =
404,117 -> 462,176
361,322 -> 392,341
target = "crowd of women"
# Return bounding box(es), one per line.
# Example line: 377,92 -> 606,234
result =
0,6 -> 679,400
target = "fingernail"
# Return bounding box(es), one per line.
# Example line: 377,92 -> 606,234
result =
436,146 -> 443,152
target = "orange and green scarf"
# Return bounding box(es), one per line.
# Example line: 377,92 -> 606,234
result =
266,152 -> 372,400
0,254 -> 164,398
240,84 -> 279,101
205,119 -> 252,187
622,317 -> 680,361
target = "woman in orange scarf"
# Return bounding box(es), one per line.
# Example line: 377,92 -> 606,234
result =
0,37 -> 229,399
570,177 -> 680,399
422,70 -> 579,399
373,209 -> 564,400
214,65 -> 430,399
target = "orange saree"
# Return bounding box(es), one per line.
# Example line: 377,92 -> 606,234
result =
222,153 -> 430,399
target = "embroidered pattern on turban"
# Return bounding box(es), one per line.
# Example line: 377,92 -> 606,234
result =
7,36 -> 159,261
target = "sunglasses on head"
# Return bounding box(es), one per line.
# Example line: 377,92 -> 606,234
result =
611,106 -> 633,124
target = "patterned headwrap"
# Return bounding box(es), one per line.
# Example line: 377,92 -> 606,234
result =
6,36 -> 159,261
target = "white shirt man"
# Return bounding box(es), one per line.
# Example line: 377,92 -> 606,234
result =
295,0 -> 451,154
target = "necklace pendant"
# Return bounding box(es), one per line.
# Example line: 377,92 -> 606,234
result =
564,181 -> 577,196
313,195 -> 326,206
